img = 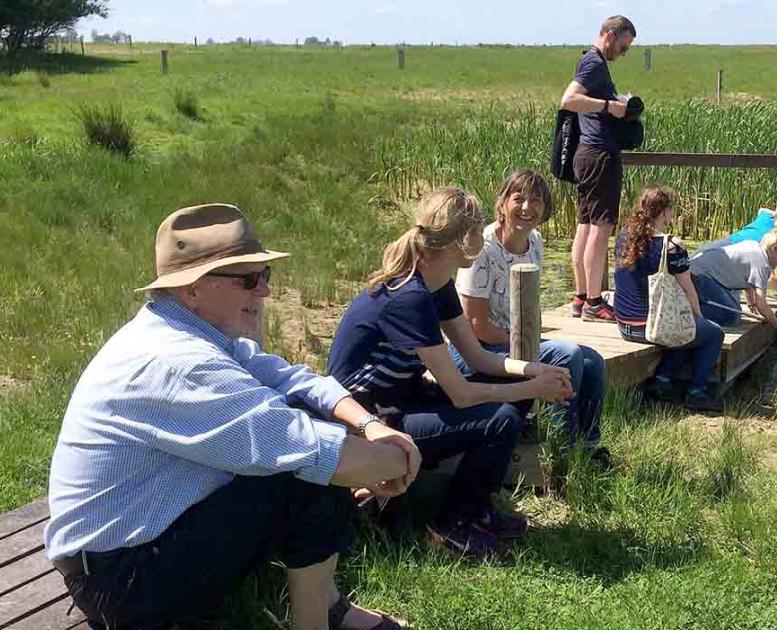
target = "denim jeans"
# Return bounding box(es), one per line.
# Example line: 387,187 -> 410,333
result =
448,339 -> 605,447
363,383 -> 528,524
692,273 -> 741,327
618,316 -> 724,389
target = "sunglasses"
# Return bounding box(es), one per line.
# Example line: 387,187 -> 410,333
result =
208,267 -> 271,290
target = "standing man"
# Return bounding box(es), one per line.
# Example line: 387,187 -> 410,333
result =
45,203 -> 419,630
561,15 -> 636,321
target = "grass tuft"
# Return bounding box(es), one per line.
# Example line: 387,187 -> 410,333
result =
173,88 -> 201,120
76,103 -> 135,158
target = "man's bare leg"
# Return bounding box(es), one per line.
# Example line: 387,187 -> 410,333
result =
287,554 -> 337,630
287,553 -> 389,630
572,223 -> 590,296
583,223 -> 613,300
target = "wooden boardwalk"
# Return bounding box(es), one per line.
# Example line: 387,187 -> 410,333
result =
0,499 -> 85,630
541,302 -> 777,389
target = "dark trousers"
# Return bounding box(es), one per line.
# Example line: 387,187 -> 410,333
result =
366,383 -> 528,524
60,474 -> 356,629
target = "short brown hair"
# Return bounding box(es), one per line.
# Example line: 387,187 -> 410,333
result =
600,15 -> 636,38
495,168 -> 554,225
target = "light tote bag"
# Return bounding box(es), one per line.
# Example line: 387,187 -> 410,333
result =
645,235 -> 696,347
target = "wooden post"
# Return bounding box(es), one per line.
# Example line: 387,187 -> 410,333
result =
644,48 -> 651,71
716,69 -> 723,104
80,36 -> 85,55
161,49 -> 169,74
508,262 -> 543,489
248,38 -> 251,47
194,36 -> 198,47
397,48 -> 405,70
128,35 -> 132,49
509,263 -> 541,362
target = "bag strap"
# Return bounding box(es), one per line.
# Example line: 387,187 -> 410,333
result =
658,234 -> 669,274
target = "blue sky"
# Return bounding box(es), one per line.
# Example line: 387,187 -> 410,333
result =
77,0 -> 777,45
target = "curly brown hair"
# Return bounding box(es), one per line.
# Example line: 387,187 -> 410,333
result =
618,185 -> 677,269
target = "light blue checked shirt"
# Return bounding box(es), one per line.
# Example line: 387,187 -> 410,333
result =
45,296 -> 349,560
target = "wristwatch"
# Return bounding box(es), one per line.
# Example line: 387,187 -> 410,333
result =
357,413 -> 384,436
603,99 -> 610,113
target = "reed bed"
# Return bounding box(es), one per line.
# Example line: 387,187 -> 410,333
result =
375,100 -> 777,240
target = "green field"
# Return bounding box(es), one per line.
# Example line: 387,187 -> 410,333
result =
1,43 -> 777,628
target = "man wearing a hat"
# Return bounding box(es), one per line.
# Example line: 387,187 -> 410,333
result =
44,204 -> 419,630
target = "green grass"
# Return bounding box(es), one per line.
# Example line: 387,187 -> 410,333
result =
1,43 -> 777,628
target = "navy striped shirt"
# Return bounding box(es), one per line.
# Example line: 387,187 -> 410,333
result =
45,296 -> 348,560
327,275 -> 462,404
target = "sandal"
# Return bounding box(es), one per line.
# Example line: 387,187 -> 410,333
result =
328,593 -> 409,629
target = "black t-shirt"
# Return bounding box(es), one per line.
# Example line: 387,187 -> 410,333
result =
574,48 -> 619,153
327,275 -> 463,404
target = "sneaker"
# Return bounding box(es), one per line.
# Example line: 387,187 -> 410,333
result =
426,518 -> 498,560
582,301 -> 617,323
684,390 -> 724,413
642,377 -> 679,403
475,507 -> 528,539
571,295 -> 586,318
589,446 -> 613,471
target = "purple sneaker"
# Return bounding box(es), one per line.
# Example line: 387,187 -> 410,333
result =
475,508 -> 529,539
426,518 -> 498,560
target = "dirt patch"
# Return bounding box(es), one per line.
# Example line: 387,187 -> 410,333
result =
266,288 -> 347,368
680,415 -> 777,469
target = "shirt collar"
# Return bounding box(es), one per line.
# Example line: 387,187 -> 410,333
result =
147,294 -> 235,353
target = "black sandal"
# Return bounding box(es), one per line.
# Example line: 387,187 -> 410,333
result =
328,593 -> 408,629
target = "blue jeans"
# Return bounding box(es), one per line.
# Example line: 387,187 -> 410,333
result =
449,340 -> 605,447
361,384 -> 529,523
692,273 -> 741,327
618,316 -> 724,390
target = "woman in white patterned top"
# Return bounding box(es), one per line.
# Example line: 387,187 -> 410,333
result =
452,168 -> 608,460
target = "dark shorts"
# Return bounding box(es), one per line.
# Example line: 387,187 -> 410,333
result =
60,474 -> 356,629
574,143 -> 623,225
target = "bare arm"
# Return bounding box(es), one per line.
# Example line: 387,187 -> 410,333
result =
415,342 -> 573,409
752,288 -> 777,328
560,80 -> 626,117
675,270 -> 701,317
460,294 -> 510,346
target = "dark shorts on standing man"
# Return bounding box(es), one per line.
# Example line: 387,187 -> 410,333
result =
574,143 -> 622,225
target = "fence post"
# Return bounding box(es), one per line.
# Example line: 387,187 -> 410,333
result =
194,36 -> 198,47
128,35 -> 132,49
397,48 -> 405,70
509,263 -> 541,362
248,38 -> 251,47
80,36 -> 85,55
716,69 -> 723,104
644,48 -> 651,71
508,263 -> 543,488
161,49 -> 169,74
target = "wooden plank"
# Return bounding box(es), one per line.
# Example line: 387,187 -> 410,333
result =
0,500 -> 48,541
0,551 -> 55,596
622,152 -> 777,169
0,570 -> 70,629
0,522 -> 46,569
1,595 -> 86,629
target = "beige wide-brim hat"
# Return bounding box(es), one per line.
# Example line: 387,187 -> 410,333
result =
136,203 -> 289,291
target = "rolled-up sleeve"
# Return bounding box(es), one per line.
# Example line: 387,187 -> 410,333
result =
120,358 -> 346,484
233,338 -> 351,418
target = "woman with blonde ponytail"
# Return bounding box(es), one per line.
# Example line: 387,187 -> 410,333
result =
614,185 -> 724,412
329,187 -> 573,560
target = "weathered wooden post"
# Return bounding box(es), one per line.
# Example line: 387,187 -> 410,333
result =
80,36 -> 85,55
716,69 -> 723,104
508,262 -> 543,488
509,263 -> 541,362
397,48 -> 405,70
128,35 -> 132,49
644,48 -> 651,71
194,36 -> 198,47
161,49 -> 169,74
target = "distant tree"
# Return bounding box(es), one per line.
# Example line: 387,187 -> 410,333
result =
1,0 -> 108,51
303,36 -> 320,46
235,36 -> 245,45
205,37 -> 215,46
